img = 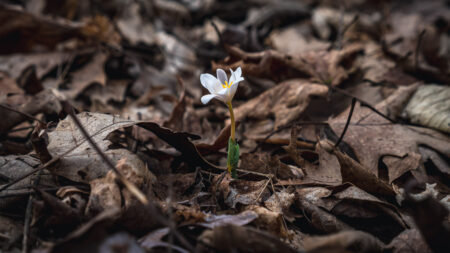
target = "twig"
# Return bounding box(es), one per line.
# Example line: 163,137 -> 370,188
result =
0,104 -> 45,125
22,170 -> 42,253
7,126 -> 35,133
414,29 -> 426,71
253,179 -> 271,204
335,98 -> 356,147
167,173 -> 174,253
211,20 -> 225,49
334,11 -> 359,50
331,87 -> 397,124
249,121 -> 327,153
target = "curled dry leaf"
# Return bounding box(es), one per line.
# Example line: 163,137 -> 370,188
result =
328,185 -> 408,242
234,79 -> 329,130
295,191 -> 351,234
85,157 -> 159,233
226,179 -> 270,208
264,189 -> 295,214
246,205 -> 289,238
56,186 -> 88,214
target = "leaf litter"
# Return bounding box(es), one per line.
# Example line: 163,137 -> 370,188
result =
0,1 -> 449,252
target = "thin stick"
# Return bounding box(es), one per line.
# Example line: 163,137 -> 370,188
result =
253,179 -> 271,204
414,29 -> 426,71
249,121 -> 327,153
0,104 -> 45,125
211,20 -> 225,49
335,98 -> 356,147
22,170 -> 42,253
331,87 -> 397,124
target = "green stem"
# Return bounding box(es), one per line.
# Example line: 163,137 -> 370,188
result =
227,101 -> 238,178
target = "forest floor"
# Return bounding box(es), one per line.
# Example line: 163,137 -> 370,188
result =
0,0 -> 449,252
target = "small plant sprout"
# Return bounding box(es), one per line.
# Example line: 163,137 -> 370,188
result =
200,67 -> 244,178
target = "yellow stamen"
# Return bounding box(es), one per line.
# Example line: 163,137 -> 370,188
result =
222,81 -> 233,89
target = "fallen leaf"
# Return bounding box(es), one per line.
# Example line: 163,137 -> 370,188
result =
46,112 -> 138,182
0,89 -> 61,133
303,230 -> 385,253
200,210 -> 258,229
234,79 -> 328,129
319,140 -> 396,199
139,227 -> 190,253
388,229 -> 432,253
197,225 -> 299,253
246,205 -> 289,238
329,85 -> 450,184
116,3 -> 156,46
403,84 -> 450,133
62,53 -> 107,99
0,155 -> 56,212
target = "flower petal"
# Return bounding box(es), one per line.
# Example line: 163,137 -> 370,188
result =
227,81 -> 239,102
201,94 -> 217,104
200,73 -> 221,93
229,67 -> 244,84
216,68 -> 228,85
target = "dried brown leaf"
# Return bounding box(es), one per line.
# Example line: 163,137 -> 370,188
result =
329,85 -> 450,184
303,230 -> 385,253
197,225 -> 300,253
234,79 -> 328,129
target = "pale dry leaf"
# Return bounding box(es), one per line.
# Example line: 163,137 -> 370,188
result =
200,210 -> 258,229
0,51 -> 73,79
264,189 -> 295,214
269,23 -> 330,55
246,205 -> 289,238
116,3 -> 156,46
403,84 -> 450,133
46,112 -> 137,182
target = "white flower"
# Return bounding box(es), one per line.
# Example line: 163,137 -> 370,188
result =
200,67 -> 244,104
